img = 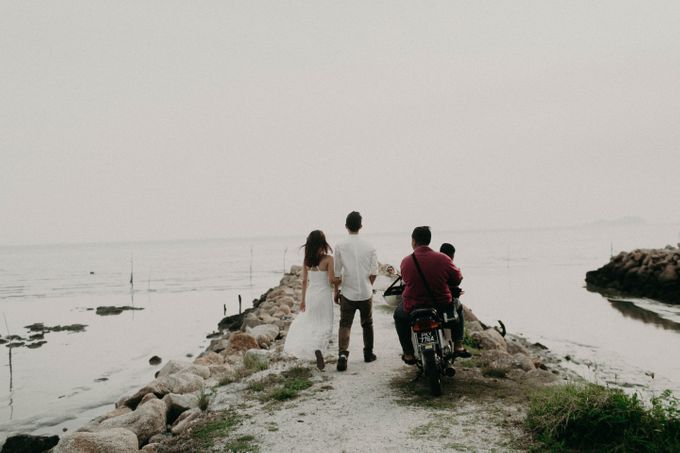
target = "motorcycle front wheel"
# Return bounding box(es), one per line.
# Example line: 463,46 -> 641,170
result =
423,349 -> 442,396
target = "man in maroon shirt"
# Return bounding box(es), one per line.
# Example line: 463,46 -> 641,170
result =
393,226 -> 463,364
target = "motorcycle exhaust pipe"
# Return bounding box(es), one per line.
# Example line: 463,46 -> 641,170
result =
445,366 -> 456,377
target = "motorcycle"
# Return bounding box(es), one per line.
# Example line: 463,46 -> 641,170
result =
384,274 -> 460,396
410,302 -> 459,396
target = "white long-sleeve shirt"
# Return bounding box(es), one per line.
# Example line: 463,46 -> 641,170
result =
334,234 -> 378,301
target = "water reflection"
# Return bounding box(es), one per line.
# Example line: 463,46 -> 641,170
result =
607,298 -> 680,332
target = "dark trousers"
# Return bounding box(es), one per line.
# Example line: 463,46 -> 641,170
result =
450,301 -> 465,343
393,302 -> 414,355
339,295 -> 373,355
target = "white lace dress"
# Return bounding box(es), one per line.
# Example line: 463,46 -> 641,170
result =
283,268 -> 334,359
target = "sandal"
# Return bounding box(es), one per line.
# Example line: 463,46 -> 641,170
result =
401,354 -> 417,365
453,349 -> 472,358
315,350 -> 325,370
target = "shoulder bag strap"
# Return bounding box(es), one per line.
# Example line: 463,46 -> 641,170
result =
411,253 -> 438,306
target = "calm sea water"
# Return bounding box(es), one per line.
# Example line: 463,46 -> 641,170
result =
2,224 -> 680,439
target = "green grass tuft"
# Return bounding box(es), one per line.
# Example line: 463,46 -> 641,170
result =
526,384 -> 680,452
247,374 -> 283,393
282,366 -> 313,379
462,327 -> 481,350
191,412 -> 240,449
243,353 -> 270,372
269,377 -> 313,401
223,434 -> 259,452
197,387 -> 210,412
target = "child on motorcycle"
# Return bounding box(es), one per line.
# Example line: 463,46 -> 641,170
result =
439,243 -> 471,358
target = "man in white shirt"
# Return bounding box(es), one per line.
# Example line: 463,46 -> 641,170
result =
334,211 -> 379,371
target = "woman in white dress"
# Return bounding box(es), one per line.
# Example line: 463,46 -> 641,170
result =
283,230 -> 338,369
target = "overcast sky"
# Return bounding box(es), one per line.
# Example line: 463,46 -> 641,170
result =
1,1 -> 679,245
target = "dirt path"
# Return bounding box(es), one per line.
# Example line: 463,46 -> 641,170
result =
213,294 -> 527,452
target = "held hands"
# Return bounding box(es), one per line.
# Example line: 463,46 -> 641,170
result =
300,301 -> 306,312
334,290 -> 341,305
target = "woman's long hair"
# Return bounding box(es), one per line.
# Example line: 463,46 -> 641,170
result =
303,230 -> 332,268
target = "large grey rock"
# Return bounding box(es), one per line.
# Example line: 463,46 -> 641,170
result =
160,372 -> 205,394
462,304 -> 478,322
193,351 -> 225,366
139,393 -> 159,406
266,287 -> 286,301
78,406 -> 133,432
148,433 -> 171,444
53,428 -> 138,453
163,392 -> 198,425
246,324 -> 279,342
262,313 -> 281,324
506,339 -> 531,355
124,371 -> 206,408
471,329 -> 507,351
465,320 -> 484,333
481,350 -> 513,369
258,301 -> 275,311
163,392 -> 198,411
244,348 -> 272,365
171,407 -> 203,435
241,314 -> 265,330
512,353 -> 536,371
207,338 -> 230,354
207,364 -> 233,379
157,360 -> 210,379
277,296 -> 296,307
97,398 -> 167,446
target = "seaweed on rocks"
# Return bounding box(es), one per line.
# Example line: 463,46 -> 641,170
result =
95,306 -> 144,316
217,307 -> 256,332
24,323 -> 87,333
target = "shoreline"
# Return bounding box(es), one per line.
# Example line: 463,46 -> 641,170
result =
2,265 -> 583,452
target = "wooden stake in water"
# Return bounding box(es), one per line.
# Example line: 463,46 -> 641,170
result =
238,294 -> 242,314
4,313 -> 13,393
249,246 -> 253,288
130,253 -> 134,289
283,247 -> 288,274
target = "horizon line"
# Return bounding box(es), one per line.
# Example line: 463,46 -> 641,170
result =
2,219 -> 679,249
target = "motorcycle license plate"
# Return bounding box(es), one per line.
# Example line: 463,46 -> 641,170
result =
417,332 -> 436,344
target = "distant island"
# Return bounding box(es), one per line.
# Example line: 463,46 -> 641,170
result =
586,216 -> 646,227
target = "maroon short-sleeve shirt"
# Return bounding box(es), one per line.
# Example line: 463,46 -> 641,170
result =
400,246 -> 463,313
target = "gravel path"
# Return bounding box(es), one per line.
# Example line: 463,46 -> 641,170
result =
222,293 -> 524,452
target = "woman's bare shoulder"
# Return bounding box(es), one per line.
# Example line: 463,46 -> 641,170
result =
319,254 -> 334,268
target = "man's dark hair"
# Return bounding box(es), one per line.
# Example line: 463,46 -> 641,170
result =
440,243 -> 456,259
411,226 -> 431,246
345,211 -> 362,232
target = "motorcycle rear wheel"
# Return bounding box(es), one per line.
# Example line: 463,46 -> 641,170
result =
423,349 -> 442,396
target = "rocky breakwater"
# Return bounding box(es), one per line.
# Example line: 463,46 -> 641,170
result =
2,267 -> 306,453
586,245 -> 680,304
465,319 -> 559,383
